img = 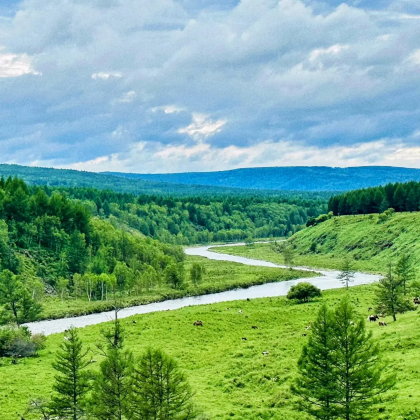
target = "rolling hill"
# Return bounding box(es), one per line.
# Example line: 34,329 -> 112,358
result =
106,166 -> 420,191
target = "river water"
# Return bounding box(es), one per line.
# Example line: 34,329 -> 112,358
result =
25,243 -> 381,335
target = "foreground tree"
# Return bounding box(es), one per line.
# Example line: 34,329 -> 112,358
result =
91,312 -> 134,420
287,282 -> 321,303
294,298 -> 396,420
292,304 -> 338,419
337,257 -> 355,289
130,348 -> 196,420
375,263 -> 412,321
395,254 -> 416,295
50,327 -> 90,420
332,298 -> 395,419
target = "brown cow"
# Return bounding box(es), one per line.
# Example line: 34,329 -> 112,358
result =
193,320 -> 203,326
252,326 -> 258,329
379,321 -> 387,327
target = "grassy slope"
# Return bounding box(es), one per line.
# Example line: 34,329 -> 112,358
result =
39,256 -> 314,320
215,212 -> 420,274
3,285 -> 420,420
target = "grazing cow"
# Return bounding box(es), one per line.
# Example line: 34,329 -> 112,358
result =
242,337 -> 247,341
132,320 -> 137,324
252,326 -> 258,329
247,298 -> 250,301
368,307 -> 373,311
262,351 -> 269,355
368,315 -> 379,322
302,334 -> 307,337
414,297 -> 420,305
226,308 -> 230,310
238,310 -> 243,314
193,320 -> 203,327
379,321 -> 387,327
305,325 -> 311,330
350,321 -> 355,326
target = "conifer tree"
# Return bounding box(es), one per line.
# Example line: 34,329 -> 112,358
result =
395,254 -> 416,295
292,304 -> 338,419
130,348 -> 196,420
375,263 -> 411,321
332,298 -> 395,420
337,257 -> 355,289
90,311 -> 134,420
50,327 -> 90,420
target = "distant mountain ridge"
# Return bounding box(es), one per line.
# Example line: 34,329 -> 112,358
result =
105,166 -> 420,191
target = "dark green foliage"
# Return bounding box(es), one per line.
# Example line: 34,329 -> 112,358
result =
91,314 -> 134,420
165,263 -> 185,289
375,264 -> 414,321
0,325 -> 44,358
329,181 -> 420,215
130,348 -> 196,420
294,298 -> 396,420
0,270 -> 41,325
190,263 -> 205,286
50,327 -> 91,420
292,304 -> 338,419
395,254 -> 416,295
287,282 -> 321,303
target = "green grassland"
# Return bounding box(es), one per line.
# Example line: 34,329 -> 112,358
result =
215,212 -> 420,274
3,283 -> 420,420
38,256 -> 314,320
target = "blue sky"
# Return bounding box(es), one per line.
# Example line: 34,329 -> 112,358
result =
0,0 -> 419,173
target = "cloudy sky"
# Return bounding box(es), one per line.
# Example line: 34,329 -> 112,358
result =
0,0 -> 419,173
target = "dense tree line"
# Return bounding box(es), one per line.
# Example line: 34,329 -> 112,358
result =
0,177 -> 184,323
52,187 -> 327,244
328,181 -> 420,215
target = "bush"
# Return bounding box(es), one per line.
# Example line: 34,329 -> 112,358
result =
287,282 -> 322,303
0,325 -> 45,358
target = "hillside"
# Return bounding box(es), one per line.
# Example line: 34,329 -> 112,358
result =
0,164 -> 291,197
212,212 -> 420,274
106,166 -> 420,191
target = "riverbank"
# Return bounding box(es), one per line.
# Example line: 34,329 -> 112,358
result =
30,255 -> 314,327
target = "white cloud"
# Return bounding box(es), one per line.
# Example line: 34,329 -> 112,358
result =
178,113 -> 227,142
309,44 -> 350,62
92,72 -> 122,80
0,52 -> 40,77
117,90 -> 136,103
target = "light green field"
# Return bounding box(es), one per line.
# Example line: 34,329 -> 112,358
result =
39,256 -> 314,321
2,283 -> 420,420
214,212 -> 420,274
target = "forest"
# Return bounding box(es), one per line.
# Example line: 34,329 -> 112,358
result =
40,186 -> 327,244
0,177 -> 185,325
328,181 -> 420,215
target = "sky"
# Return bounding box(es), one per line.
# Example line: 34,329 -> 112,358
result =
0,0 -> 419,173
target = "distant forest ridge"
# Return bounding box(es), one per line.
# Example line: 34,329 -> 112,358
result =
0,164 -> 330,198
105,166 -> 420,192
328,181 -> 420,215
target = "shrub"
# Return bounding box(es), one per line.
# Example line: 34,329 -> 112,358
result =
287,282 -> 322,303
0,325 -> 45,358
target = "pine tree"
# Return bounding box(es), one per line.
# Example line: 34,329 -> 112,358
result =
90,312 -> 134,420
294,299 -> 396,420
337,257 -> 355,289
50,327 -> 91,420
375,263 -> 412,321
395,254 -> 416,295
130,348 -> 196,420
332,298 -> 395,419
292,304 -> 338,419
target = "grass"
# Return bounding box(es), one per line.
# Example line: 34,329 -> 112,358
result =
3,284 -> 420,420
38,256 -> 314,321
214,212 -> 420,275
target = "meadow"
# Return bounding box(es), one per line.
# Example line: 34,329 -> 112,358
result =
3,269 -> 420,419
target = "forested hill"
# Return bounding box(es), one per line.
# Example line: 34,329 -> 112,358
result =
0,164 -> 327,198
56,187 -> 327,244
106,166 -> 420,191
328,181 -> 420,215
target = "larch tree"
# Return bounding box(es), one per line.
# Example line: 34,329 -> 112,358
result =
292,304 -> 338,419
337,257 -> 355,289
395,254 -> 416,296
91,311 -> 134,420
50,327 -> 91,420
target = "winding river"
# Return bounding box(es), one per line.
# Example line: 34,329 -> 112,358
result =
25,244 -> 381,336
